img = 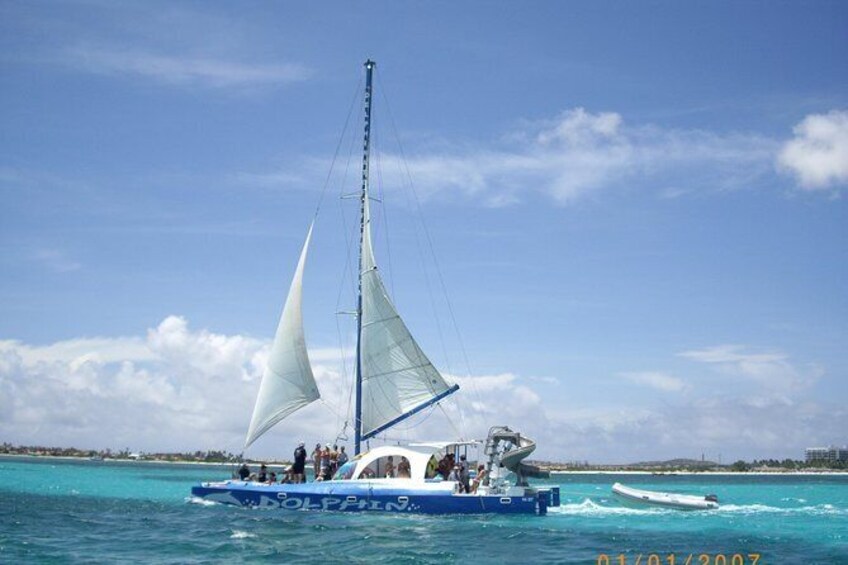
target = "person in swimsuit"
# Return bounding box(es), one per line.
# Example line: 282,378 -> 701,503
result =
319,445 -> 331,480
471,465 -> 487,493
311,443 -> 322,481
337,446 -> 349,467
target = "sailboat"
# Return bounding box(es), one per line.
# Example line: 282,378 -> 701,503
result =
190,61 -> 560,515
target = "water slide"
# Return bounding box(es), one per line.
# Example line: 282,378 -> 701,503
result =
484,426 -> 537,486
500,435 -> 537,473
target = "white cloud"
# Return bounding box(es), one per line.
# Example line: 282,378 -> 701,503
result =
778,110 -> 848,191
272,107 -> 776,207
678,344 -> 822,393
618,371 -> 685,392
0,318 -> 549,459
62,45 -> 311,89
2,321 -> 841,463
537,108 -> 623,146
30,249 -> 82,273
0,336 -> 154,366
546,395 -> 848,463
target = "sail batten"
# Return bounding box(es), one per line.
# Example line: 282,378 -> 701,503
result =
244,224 -> 320,449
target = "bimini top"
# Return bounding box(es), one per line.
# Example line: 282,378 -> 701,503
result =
337,445 -> 442,481
408,440 -> 481,450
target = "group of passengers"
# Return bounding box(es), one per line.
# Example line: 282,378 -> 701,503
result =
437,452 -> 487,493
378,455 -> 411,478
235,444 -> 487,492
235,440 -> 349,484
311,442 -> 348,481
237,462 -> 297,484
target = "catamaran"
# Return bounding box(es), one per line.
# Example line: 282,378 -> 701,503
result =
190,61 -> 560,515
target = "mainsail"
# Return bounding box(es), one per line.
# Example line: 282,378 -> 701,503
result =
358,197 -> 459,440
244,224 -> 320,449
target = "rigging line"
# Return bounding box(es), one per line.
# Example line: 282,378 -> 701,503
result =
336,87 -> 363,311
318,397 -> 350,423
437,402 -> 464,440
377,78 -> 480,418
376,75 -> 455,381
312,76 -> 363,219
372,122 -> 396,301
360,331 -> 459,439
377,74 -> 468,433
359,355 -> 452,435
334,86 -> 367,430
220,436 -> 247,460
381,402 -> 440,434
334,314 -> 354,422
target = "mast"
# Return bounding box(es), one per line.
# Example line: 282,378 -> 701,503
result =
354,59 -> 376,456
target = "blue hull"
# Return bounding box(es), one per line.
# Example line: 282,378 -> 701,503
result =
191,481 -> 560,515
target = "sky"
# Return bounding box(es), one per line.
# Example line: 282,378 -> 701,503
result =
1,0 -> 847,464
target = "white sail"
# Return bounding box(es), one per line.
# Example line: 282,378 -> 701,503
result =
245,224 -> 319,449
359,199 -> 458,439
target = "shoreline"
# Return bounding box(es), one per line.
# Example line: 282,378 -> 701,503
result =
548,469 -> 848,476
4,454 -> 846,475
0,453 -> 291,467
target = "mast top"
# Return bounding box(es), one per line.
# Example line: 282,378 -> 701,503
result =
364,59 -> 376,70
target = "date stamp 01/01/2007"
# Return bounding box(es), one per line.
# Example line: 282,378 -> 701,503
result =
597,554 -> 762,565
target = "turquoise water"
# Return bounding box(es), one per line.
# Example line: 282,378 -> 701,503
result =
1,457 -> 846,563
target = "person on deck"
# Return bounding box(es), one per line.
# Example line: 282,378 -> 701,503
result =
257,464 -> 268,483
320,445 -> 331,480
292,441 -> 307,483
329,445 -> 339,476
437,454 -> 451,479
384,456 -> 395,478
237,463 -> 250,481
337,446 -> 349,467
444,453 -> 456,480
471,465 -> 487,493
311,443 -> 322,480
397,457 -> 411,478
448,465 -> 463,492
459,454 -> 471,493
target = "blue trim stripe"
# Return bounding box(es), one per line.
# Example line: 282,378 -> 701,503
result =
361,384 -> 460,441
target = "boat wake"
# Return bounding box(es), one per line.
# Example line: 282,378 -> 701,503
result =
230,530 -> 257,539
547,498 -> 845,517
550,498 -> 671,516
716,503 -> 845,516
186,496 -> 219,507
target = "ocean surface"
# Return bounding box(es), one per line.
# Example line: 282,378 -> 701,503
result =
1,457 -> 846,564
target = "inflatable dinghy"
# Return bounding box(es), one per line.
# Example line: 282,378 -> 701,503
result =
612,482 -> 719,510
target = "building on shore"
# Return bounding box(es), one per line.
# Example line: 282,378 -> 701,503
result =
805,446 -> 848,464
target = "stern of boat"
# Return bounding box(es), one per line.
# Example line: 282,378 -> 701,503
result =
533,486 -> 560,515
